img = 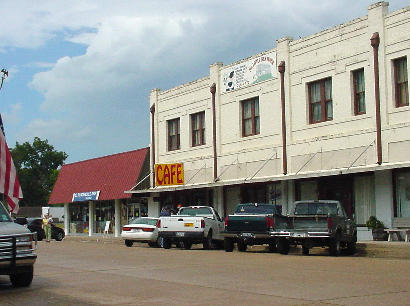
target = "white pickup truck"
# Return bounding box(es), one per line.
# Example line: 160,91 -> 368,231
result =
157,206 -> 224,250
0,202 -> 37,287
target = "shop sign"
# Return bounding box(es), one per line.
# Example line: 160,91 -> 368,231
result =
72,190 -> 100,202
221,50 -> 277,92
155,163 -> 184,186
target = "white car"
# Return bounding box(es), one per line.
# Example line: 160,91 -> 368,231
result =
121,217 -> 159,247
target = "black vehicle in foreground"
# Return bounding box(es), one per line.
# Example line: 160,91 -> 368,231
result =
16,218 -> 65,241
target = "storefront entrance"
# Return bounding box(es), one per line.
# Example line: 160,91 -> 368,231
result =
127,200 -> 148,223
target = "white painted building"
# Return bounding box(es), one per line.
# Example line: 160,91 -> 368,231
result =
131,2 -> 410,240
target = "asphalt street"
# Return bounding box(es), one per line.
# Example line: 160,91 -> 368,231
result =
0,239 -> 409,305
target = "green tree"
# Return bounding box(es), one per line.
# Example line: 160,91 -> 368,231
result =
10,137 -> 68,206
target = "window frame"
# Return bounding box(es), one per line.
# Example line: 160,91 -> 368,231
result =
353,68 -> 366,115
167,118 -> 180,151
191,111 -> 205,147
394,57 -> 409,108
241,97 -> 260,137
308,77 -> 333,124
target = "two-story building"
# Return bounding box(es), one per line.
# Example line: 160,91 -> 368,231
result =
130,2 -> 410,240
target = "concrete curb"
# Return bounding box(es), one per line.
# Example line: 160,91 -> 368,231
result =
62,235 -> 410,259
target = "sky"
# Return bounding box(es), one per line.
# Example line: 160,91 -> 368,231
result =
0,0 -> 406,164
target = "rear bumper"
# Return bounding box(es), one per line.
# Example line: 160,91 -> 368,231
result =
222,232 -> 271,239
271,231 -> 332,238
159,231 -> 204,241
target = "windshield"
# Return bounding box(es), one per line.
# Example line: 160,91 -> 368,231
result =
0,202 -> 11,222
178,207 -> 213,216
129,218 -> 158,226
294,202 -> 338,216
234,204 -> 279,215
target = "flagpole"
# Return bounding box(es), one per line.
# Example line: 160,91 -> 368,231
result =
0,69 -> 8,212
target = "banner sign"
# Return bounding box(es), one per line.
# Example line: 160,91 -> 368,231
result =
155,163 -> 184,186
72,191 -> 100,202
221,50 -> 277,92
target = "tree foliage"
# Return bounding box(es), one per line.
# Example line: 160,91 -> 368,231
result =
10,137 -> 68,206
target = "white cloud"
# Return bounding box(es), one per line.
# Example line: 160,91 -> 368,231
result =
3,0 -> 407,162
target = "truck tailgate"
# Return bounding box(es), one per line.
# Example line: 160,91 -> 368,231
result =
160,216 -> 202,232
226,215 -> 268,232
292,216 -> 328,232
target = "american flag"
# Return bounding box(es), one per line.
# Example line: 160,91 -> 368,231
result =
0,130 -> 22,213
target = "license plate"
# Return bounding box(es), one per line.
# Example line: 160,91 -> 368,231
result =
184,223 -> 194,227
132,229 -> 140,232
293,233 -> 306,237
241,233 -> 254,238
176,232 -> 185,237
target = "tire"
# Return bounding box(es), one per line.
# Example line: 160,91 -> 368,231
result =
125,240 -> 133,247
10,266 -> 33,287
277,238 -> 290,255
329,236 -> 341,256
55,231 -> 64,241
203,230 -> 212,250
224,238 -> 234,252
183,241 -> 192,250
302,246 -> 310,255
268,240 -> 277,253
148,241 -> 158,248
346,241 -> 357,255
162,238 -> 171,249
237,240 -> 247,252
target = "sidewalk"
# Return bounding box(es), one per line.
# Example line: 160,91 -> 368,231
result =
63,235 -> 410,259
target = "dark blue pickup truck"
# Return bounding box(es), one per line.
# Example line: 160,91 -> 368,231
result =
222,203 -> 288,252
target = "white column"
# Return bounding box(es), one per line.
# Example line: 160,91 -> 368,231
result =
64,203 -> 70,235
375,170 -> 394,228
114,199 -> 121,237
88,201 -> 94,237
283,180 -> 295,215
213,186 -> 224,218
148,196 -> 160,217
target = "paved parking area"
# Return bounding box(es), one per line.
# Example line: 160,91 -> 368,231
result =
0,240 -> 409,305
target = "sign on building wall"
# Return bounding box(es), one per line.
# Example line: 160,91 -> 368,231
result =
221,50 -> 277,92
155,163 -> 184,186
72,191 -> 100,202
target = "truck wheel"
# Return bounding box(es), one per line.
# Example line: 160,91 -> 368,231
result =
10,266 -> 33,287
268,241 -> 277,253
183,241 -> 192,250
277,238 -> 289,255
237,240 -> 247,252
346,241 -> 357,255
224,238 -> 234,252
162,238 -> 171,249
302,246 -> 309,255
329,236 -> 341,256
124,240 -> 133,247
203,230 -> 212,250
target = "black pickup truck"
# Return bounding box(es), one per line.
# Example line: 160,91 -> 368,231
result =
271,200 -> 357,256
222,203 -> 288,252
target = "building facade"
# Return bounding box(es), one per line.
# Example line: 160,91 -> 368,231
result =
130,2 -> 410,240
49,148 -> 151,237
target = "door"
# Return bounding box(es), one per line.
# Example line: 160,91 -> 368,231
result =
318,176 -> 353,219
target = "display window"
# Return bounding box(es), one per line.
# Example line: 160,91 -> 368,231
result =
394,170 -> 410,218
69,203 -> 89,234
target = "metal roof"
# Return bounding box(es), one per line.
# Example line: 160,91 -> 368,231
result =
48,148 -> 149,204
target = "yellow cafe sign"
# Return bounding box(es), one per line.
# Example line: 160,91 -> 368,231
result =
155,163 -> 184,186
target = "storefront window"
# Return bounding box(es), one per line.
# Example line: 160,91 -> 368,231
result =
395,171 -> 410,218
70,203 -> 89,234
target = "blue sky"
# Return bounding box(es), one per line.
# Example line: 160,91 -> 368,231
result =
0,0 -> 405,163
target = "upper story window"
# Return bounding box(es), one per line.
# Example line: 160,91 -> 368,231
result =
394,57 -> 409,107
353,68 -> 366,115
191,111 -> 205,146
167,118 -> 180,151
242,97 -> 260,137
308,78 -> 332,124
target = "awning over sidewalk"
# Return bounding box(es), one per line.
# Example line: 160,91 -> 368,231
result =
49,148 -> 149,204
